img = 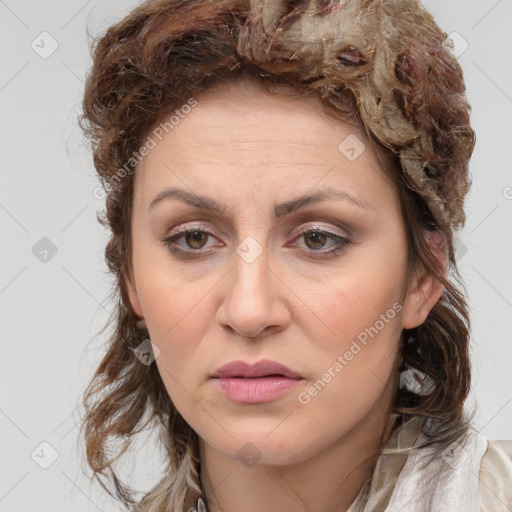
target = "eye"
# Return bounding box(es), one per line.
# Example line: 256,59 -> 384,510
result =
163,224 -> 352,259
287,227 -> 352,257
163,225 -> 221,256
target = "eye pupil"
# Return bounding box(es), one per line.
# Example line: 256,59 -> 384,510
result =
186,230 -> 208,248
305,231 -> 327,249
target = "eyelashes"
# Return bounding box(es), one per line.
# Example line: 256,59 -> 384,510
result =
288,226 -> 352,257
162,224 -> 352,260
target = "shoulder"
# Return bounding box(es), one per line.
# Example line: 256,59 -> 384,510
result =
479,438 -> 512,511
380,423 -> 511,512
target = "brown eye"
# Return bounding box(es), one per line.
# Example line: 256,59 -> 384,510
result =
184,230 -> 209,249
304,231 -> 328,250
288,228 -> 352,258
164,227 -> 222,257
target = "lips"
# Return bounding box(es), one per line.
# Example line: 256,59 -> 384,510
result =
211,359 -> 302,379
211,359 -> 303,404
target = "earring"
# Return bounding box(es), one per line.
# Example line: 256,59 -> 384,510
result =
136,318 -> 147,329
399,366 -> 435,396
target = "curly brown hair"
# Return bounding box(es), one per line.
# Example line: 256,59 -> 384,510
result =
78,0 -> 475,510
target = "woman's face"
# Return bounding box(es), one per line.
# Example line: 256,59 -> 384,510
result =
126,79 -> 431,466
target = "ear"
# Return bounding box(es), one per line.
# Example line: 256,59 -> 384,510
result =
124,270 -> 144,318
401,231 -> 447,330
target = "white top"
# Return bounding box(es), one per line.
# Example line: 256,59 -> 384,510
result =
384,427 -> 489,511
191,417 -> 512,512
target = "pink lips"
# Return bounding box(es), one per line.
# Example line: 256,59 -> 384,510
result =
211,359 -> 303,404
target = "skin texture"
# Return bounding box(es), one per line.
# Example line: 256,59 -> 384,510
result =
125,78 -> 444,512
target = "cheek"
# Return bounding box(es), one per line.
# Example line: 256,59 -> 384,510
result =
132,234 -> 211,336
293,248 -> 405,407
293,284 -> 403,454
143,279 -> 213,417
304,276 -> 403,394
134,269 -> 222,406
303,249 -> 407,344
139,278 -> 211,355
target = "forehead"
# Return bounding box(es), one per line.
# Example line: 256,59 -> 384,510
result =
132,78 -> 397,213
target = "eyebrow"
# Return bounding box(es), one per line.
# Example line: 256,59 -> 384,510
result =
148,186 -> 372,217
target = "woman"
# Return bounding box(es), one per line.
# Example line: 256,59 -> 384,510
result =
78,0 -> 512,511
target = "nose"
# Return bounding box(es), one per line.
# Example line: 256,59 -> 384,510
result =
216,242 -> 291,339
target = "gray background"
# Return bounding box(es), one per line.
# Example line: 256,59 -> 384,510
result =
1,0 -> 511,510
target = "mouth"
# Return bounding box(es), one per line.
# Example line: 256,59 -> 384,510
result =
220,374 -> 300,379
211,358 -> 302,379
210,359 -> 303,403
212,375 -> 303,404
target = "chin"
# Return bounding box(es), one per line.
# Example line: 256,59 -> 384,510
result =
199,422 -> 324,467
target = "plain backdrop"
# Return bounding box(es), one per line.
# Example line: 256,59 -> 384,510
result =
1,0 -> 511,510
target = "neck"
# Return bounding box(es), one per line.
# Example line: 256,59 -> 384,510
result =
198,398 -> 395,512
